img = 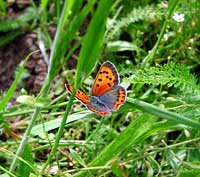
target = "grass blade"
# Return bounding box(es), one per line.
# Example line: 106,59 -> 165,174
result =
126,98 -> 200,129
0,8 -> 37,32
39,1 -> 75,97
31,111 -> 94,136
39,0 -> 95,97
75,0 -> 113,88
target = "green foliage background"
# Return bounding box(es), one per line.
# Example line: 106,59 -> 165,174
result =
0,0 -> 200,176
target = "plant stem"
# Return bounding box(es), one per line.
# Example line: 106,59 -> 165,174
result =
142,0 -> 181,65
40,90 -> 76,174
9,107 -> 41,172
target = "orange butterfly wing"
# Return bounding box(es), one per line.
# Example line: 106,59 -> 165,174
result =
66,61 -> 126,115
113,86 -> 126,110
65,84 -> 89,104
92,61 -> 119,96
66,84 -> 110,115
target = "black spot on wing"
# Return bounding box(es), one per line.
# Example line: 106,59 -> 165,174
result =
107,83 -> 112,87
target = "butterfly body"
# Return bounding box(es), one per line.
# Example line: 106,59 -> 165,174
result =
66,61 -> 126,115
89,96 -> 111,113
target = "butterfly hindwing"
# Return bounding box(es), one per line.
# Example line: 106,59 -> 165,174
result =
99,86 -> 126,110
86,104 -> 111,115
65,84 -> 89,104
113,86 -> 126,110
92,61 -> 119,96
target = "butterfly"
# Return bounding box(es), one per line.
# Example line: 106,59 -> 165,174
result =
66,61 -> 126,115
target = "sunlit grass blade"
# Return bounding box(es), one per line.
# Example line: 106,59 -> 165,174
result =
75,0 -> 113,88
9,107 -> 41,172
60,0 -> 96,66
107,40 -> 139,52
135,120 -> 189,145
40,0 -> 48,11
39,2 -> 75,97
70,149 -> 87,168
0,167 -> 16,177
33,140 -> 86,152
31,111 -> 95,136
126,98 -> 200,129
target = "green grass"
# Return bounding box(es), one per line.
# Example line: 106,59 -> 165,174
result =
0,0 -> 200,176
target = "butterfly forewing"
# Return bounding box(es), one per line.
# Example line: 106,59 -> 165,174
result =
65,84 -> 89,104
92,61 -> 119,96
